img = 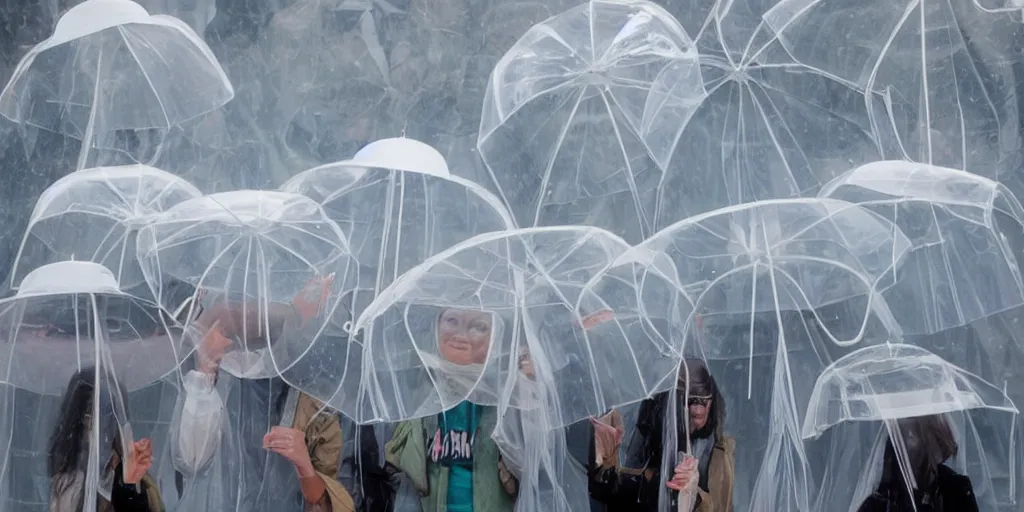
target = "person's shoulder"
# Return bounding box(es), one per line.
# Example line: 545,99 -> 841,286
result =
935,464 -> 980,510
715,435 -> 736,454
856,493 -> 887,512
937,464 -> 975,493
297,390 -> 325,409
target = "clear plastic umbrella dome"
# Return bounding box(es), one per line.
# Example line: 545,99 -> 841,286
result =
1,260 -> 181,395
280,137 -> 515,326
802,343 -> 1018,438
666,63 -> 883,220
0,260 -> 178,512
345,226 -> 631,424
135,188 -> 356,512
10,164 -> 203,295
631,198 -> 912,342
820,160 -> 1024,336
0,0 -> 234,169
591,198 -> 918,512
476,0 -> 706,243
761,0 -> 1020,174
801,343 -> 1020,511
135,190 -> 355,382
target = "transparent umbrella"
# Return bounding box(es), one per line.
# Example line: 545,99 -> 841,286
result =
136,190 -> 355,390
802,343 -> 1019,511
345,225 -> 630,423
656,41 -> 883,221
136,190 -> 356,511
587,197 -> 915,511
476,0 -> 705,243
0,0 -> 234,170
762,0 -> 1020,174
820,160 -> 1024,335
10,164 -> 202,295
280,137 -> 515,330
0,261 -> 181,512
347,226 -> 631,512
631,198 -> 912,346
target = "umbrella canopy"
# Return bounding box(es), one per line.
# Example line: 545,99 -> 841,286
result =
0,0 -> 234,169
820,160 -> 1024,335
762,0 -> 1019,173
801,343 -> 1019,511
802,343 -> 1018,438
347,226 -> 632,424
136,190 -> 355,387
10,164 -> 202,294
281,137 -> 514,326
477,0 -> 705,243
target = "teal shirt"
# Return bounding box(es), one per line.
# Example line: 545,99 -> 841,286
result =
436,401 -> 478,512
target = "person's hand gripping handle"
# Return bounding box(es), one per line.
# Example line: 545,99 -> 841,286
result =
590,409 -> 625,468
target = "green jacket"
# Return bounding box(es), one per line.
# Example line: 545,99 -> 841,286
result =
384,406 -> 515,512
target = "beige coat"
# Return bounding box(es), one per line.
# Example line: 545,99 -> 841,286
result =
613,436 -> 734,512
695,436 -> 735,512
293,392 -> 356,512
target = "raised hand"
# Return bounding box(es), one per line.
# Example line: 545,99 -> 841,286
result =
292,272 -> 336,324
264,426 -> 315,477
518,348 -> 535,379
196,323 -> 232,375
123,438 -> 153,485
576,309 -> 615,331
665,455 -> 698,493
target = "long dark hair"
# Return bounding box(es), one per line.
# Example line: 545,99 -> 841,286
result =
48,367 -> 127,479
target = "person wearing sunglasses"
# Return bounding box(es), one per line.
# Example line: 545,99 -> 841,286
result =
589,358 -> 735,512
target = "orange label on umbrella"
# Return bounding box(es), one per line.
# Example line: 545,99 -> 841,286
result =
577,309 -> 615,330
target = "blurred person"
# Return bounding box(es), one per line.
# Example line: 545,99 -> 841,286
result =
48,367 -> 164,512
857,414 -> 978,512
589,358 -> 735,512
338,416 -> 396,512
171,275 -> 356,512
383,308 -> 521,512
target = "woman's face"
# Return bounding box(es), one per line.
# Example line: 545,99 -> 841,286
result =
678,362 -> 713,432
897,417 -> 935,478
687,394 -> 712,432
437,309 -> 492,365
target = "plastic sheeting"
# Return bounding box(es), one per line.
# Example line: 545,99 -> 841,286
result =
0,0 -> 1023,511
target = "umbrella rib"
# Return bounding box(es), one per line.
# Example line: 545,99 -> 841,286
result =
531,89 -> 586,227
118,26 -> 171,127
601,88 -> 652,237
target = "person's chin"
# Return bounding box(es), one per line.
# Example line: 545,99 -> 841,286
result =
442,352 -> 473,365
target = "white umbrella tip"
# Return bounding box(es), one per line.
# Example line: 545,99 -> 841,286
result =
17,261 -> 121,297
350,137 -> 451,178
53,0 -> 151,46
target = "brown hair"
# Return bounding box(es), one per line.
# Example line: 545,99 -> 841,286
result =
898,414 -> 958,465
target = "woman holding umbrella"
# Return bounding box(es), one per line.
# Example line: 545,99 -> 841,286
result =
172,275 -> 356,512
589,358 -> 735,512
383,308 -> 521,512
48,367 -> 164,512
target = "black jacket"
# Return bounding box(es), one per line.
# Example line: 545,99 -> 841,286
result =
857,464 -> 979,512
108,463 -> 158,512
588,391 -> 724,511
